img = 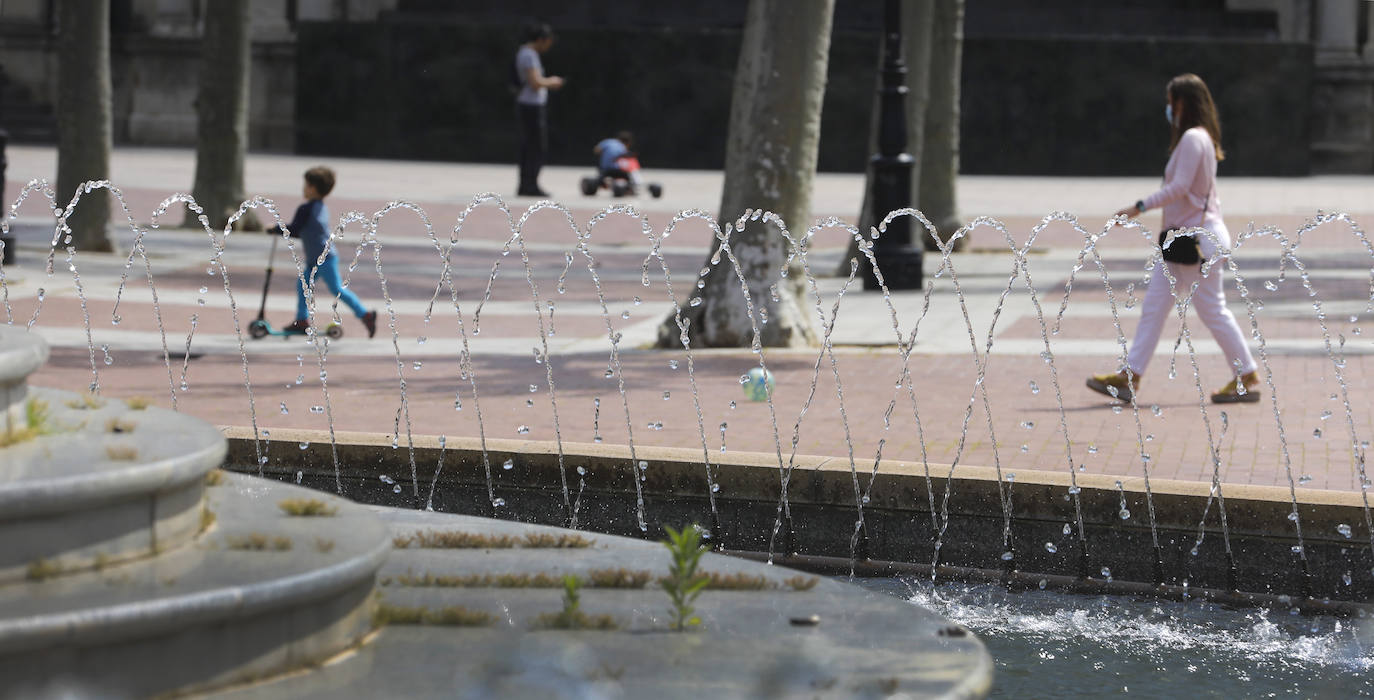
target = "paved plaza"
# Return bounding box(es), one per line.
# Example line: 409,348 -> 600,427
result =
6,144 -> 1374,494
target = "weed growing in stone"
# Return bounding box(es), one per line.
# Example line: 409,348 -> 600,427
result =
125,396 -> 151,410
278,498 -> 337,517
533,575 -> 618,630
105,444 -> 138,461
385,568 -> 653,590
660,524 -> 709,631
373,603 -> 494,627
227,533 -> 293,551
0,399 -> 50,447
105,417 -> 137,433
65,393 -> 105,410
522,532 -> 595,548
392,531 -> 516,549
204,469 -> 227,487
26,558 -> 62,581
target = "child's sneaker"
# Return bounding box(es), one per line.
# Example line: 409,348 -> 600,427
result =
1211,371 -> 1261,404
282,319 -> 311,334
1086,370 -> 1140,402
362,310 -> 377,338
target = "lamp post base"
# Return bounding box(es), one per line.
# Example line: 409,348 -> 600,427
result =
862,246 -> 925,291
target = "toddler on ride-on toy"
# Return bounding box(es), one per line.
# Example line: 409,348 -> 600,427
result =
580,131 -> 663,199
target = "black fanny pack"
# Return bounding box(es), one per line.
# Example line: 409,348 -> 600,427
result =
1157,186 -> 1211,265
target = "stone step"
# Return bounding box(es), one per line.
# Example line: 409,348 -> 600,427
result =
204,508 -> 992,698
0,473 -> 391,698
0,386 -> 223,584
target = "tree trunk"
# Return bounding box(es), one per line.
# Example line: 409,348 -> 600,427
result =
55,0 -> 113,252
841,0 -> 933,275
186,0 -> 258,231
918,0 -> 964,252
657,0 -> 833,349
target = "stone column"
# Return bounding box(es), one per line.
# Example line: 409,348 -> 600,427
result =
1310,0 -> 1374,172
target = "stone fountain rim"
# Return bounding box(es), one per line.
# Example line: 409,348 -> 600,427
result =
0,392 -> 225,518
0,328 -> 48,388
0,475 -> 391,656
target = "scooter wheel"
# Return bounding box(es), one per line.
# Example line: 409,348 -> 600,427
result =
648,183 -> 663,199
249,320 -> 270,339
611,182 -> 629,198
580,177 -> 599,197
325,324 -> 344,340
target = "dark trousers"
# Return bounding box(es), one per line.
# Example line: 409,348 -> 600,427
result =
517,103 -> 547,193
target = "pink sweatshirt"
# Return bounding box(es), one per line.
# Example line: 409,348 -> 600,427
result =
1141,126 -> 1231,258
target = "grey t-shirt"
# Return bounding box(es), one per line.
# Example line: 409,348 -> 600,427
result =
515,45 -> 546,106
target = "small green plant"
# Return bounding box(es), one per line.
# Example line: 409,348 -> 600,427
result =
0,398 -> 50,447
204,470 -> 227,487
785,575 -> 819,591
125,396 -> 151,410
199,506 -> 217,533
533,575 -> 618,630
660,524 -> 709,631
278,498 -> 337,517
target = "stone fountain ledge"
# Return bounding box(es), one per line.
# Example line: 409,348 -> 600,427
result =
0,386 -> 225,583
210,507 -> 992,699
0,473 -> 390,698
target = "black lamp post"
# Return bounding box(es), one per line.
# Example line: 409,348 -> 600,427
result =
862,0 -> 923,291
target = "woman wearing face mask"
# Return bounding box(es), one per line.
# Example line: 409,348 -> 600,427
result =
1086,73 -> 1259,404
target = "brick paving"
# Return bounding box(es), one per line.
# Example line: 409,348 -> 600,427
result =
8,146 -> 1374,496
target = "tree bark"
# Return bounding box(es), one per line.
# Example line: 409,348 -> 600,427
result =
186,0 -> 258,231
841,0 -> 933,275
55,0 -> 114,252
918,0 -> 964,252
657,0 -> 834,348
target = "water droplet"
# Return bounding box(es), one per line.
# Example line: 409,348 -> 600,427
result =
1062,523 -> 1072,536
1313,428 -> 1323,438
1068,486 -> 1081,495
298,441 -> 309,450
392,484 -> 402,494
633,296 -> 642,306
1299,474 -> 1312,485
1287,511 -> 1300,522
412,361 -> 422,371
1145,434 -> 1154,442
1020,444 -> 1029,453
621,310 -> 630,320
662,391 -> 671,400
1020,420 -> 1034,430
279,402 -> 289,414
529,384 -> 538,393
689,297 -> 702,307
1343,571 -> 1354,586
1038,579 -> 1048,590
1087,444 -> 1098,454
604,368 -> 614,379
1029,380 -> 1040,394
1291,545 -> 1303,554
576,465 -> 587,476
417,335 -> 427,345
1119,509 -> 1131,520
525,399 -> 534,408
1111,405 -> 1123,414
711,483 -> 721,493
1100,567 -> 1112,579
1005,473 -> 1016,483
1320,409 -> 1332,421
1337,523 -> 1353,538
668,359 -> 679,370
309,405 -> 324,414
739,374 -> 750,384
729,401 -> 737,409
516,425 -> 529,434
1151,405 -> 1162,417
502,459 -> 513,470
1264,280 -> 1278,291
491,498 -> 506,508
111,314 -> 121,325
1044,542 -> 1057,553
1001,551 -> 1014,561
295,470 -> 303,484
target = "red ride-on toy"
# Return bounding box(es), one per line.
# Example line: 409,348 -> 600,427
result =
580,155 -> 663,199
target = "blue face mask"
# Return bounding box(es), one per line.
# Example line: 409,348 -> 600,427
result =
1165,104 -> 1174,125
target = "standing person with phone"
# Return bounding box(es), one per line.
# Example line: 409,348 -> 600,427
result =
1086,73 -> 1259,404
514,22 -> 565,198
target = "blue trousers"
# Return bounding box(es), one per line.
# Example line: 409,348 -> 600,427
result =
296,250 -> 368,321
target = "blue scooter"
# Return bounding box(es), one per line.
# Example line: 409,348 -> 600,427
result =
248,235 -> 343,340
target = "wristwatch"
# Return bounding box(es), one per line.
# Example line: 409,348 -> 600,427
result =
1134,200 -> 1146,213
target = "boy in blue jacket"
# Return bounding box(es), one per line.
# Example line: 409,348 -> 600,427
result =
268,166 -> 377,337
